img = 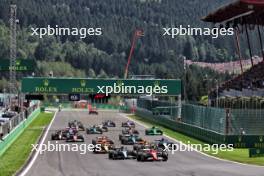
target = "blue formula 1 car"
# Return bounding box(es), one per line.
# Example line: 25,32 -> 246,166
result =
108,147 -> 136,160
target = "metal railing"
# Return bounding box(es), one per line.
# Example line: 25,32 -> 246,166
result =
138,98 -> 264,135
0,105 -> 38,139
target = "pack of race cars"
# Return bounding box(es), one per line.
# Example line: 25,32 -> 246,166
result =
51,120 -> 85,142
51,119 -> 170,162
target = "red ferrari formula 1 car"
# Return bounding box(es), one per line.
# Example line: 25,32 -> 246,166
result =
136,148 -> 168,162
88,104 -> 98,115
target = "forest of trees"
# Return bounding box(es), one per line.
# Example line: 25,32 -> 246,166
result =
0,0 -> 259,100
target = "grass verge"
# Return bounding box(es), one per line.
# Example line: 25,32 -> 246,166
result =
129,115 -> 264,166
0,112 -> 54,176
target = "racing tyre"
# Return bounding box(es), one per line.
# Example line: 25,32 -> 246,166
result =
140,155 -> 145,162
137,155 -> 141,161
80,136 -> 85,142
162,155 -> 168,161
108,153 -> 113,159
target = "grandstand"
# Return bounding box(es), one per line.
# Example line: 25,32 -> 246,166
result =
202,0 -> 264,136
204,0 -> 264,108
210,61 -> 264,100
185,56 -> 263,74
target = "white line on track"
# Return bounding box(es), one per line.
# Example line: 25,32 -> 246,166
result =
19,110 -> 58,176
120,113 -> 264,168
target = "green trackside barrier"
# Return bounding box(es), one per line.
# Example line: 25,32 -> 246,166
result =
226,135 -> 264,148
0,108 -> 40,157
93,104 -> 117,110
230,109 -> 264,135
139,100 -> 264,135
139,101 -> 227,134
181,104 -> 226,134
40,107 -> 45,112
152,107 -> 178,117
249,148 -> 264,158
135,108 -> 225,145
135,108 -> 264,148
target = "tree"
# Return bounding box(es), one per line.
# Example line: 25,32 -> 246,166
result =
183,36 -> 197,60
37,61 -> 85,77
98,69 -> 108,78
34,36 -> 63,61
88,68 -> 96,78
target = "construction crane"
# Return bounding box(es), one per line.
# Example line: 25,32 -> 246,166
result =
9,4 -> 20,111
124,29 -> 144,79
9,4 -> 18,94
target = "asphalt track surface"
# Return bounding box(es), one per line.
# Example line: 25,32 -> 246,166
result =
26,110 -> 264,176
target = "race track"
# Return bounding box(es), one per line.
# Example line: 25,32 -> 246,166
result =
26,110 -> 264,176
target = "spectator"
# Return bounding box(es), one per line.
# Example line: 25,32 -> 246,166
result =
0,124 -> 4,141
25,109 -> 28,119
240,128 -> 246,135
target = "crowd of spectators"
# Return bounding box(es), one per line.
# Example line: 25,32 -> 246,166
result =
210,62 -> 264,98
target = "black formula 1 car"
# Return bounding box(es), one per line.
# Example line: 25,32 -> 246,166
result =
121,120 -> 135,128
108,147 -> 136,160
66,133 -> 85,142
51,129 -> 68,140
68,120 -> 85,131
120,134 -> 145,145
119,128 -> 139,140
136,149 -> 168,162
89,109 -> 98,115
102,120 -> 116,127
154,138 -> 174,150
51,127 -> 78,140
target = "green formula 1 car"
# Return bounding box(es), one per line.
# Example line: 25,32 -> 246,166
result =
145,126 -> 163,135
